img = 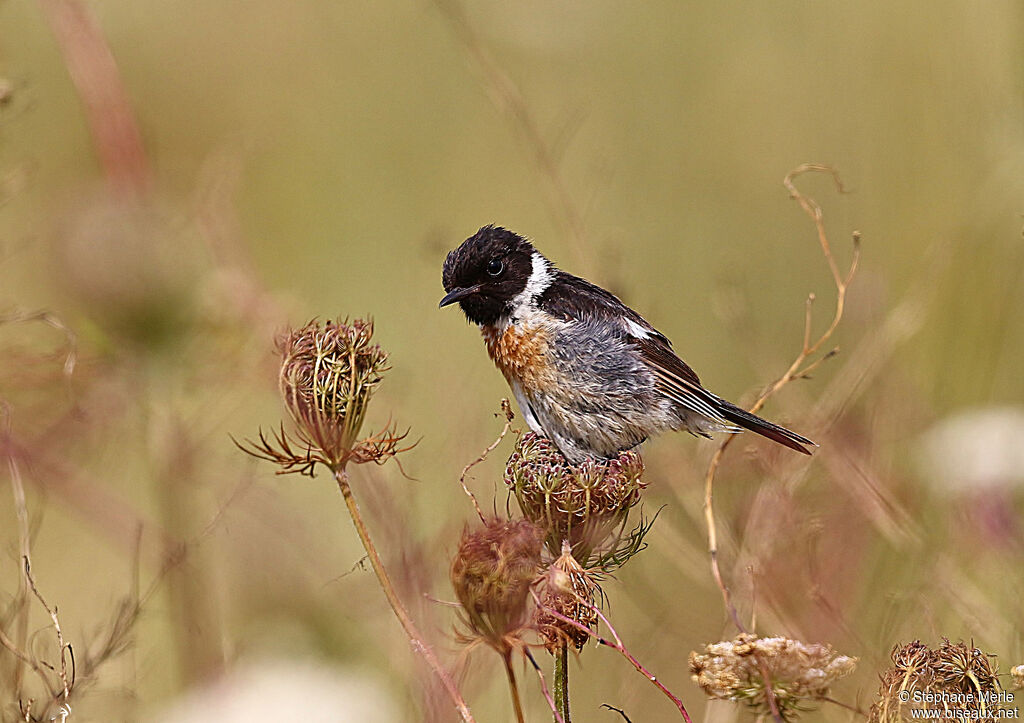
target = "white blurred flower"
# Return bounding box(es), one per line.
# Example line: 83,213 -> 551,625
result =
916,406 -> 1024,493
153,657 -> 399,723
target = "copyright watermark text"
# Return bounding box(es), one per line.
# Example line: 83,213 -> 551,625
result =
898,689 -> 1019,719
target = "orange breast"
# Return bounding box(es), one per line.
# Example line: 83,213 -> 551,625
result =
482,323 -> 559,393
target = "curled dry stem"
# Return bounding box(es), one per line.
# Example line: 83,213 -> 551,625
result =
1,401 -> 75,715
459,399 -> 516,523
430,0 -> 592,274
22,558 -> 73,704
703,164 -> 861,643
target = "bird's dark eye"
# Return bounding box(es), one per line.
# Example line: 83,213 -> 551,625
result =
487,258 -> 504,276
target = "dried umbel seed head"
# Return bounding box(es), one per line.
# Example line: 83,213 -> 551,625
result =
450,518 -> 543,657
277,318 -> 390,468
534,542 -> 598,653
505,432 -> 648,569
868,639 -> 1006,723
890,640 -> 931,675
689,634 -> 856,720
869,639 -> 935,721
930,638 -> 999,695
238,318 -> 409,475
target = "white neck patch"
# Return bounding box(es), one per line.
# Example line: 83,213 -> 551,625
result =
486,251 -> 553,329
510,251 -> 553,313
523,251 -> 554,299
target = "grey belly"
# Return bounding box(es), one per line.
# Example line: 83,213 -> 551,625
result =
521,322 -> 673,463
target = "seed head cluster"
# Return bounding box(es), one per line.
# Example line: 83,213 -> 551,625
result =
869,639 -> 1006,723
239,318 -> 408,474
689,633 -> 856,720
533,541 -> 599,653
505,432 -> 647,569
450,518 -> 544,657
277,318 -> 388,463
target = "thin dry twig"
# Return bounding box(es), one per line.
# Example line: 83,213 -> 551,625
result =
2,468 -> 254,722
458,399 -> 516,522
703,164 -> 860,637
0,311 -> 78,717
533,592 -> 693,722
0,625 -> 56,701
431,0 -> 592,274
2,402 -> 34,695
334,466 -> 476,723
23,558 -> 72,703
601,704 -> 634,722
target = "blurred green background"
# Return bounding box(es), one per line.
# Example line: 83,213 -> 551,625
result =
2,1 -> 1023,721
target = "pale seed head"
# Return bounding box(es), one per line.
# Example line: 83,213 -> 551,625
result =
689,633 -> 856,720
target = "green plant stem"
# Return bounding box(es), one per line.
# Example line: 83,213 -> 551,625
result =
503,652 -> 526,723
554,640 -> 571,722
334,467 -> 475,723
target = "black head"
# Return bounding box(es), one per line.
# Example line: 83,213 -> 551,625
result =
440,226 -> 539,326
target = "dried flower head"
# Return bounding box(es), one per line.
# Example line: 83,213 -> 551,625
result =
238,318 -> 409,474
451,518 -> 543,657
890,640 -> 931,675
868,639 -> 1006,723
689,633 -> 856,720
505,432 -> 650,570
1012,665 -> 1024,690
534,541 -> 599,653
931,639 -> 999,695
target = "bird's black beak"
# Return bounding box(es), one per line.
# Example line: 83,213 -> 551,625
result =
439,285 -> 481,308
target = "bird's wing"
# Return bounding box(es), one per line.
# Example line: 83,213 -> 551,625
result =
630,335 -> 736,424
537,271 -> 814,453
634,325 -> 815,452
538,271 -> 669,341
537,272 -> 728,422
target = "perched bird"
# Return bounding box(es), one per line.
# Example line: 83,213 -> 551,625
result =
440,225 -> 815,464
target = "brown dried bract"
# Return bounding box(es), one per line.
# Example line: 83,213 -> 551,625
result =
534,542 -> 598,653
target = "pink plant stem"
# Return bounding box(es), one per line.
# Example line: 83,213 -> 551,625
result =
525,650 -> 567,723
37,0 -> 150,194
534,595 -> 692,722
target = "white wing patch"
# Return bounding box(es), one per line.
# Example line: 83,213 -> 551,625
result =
623,317 -> 651,340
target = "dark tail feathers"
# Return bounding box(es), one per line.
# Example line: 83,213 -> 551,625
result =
717,400 -> 816,455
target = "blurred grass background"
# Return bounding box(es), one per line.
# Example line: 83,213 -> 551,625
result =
1,0 -> 1023,720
